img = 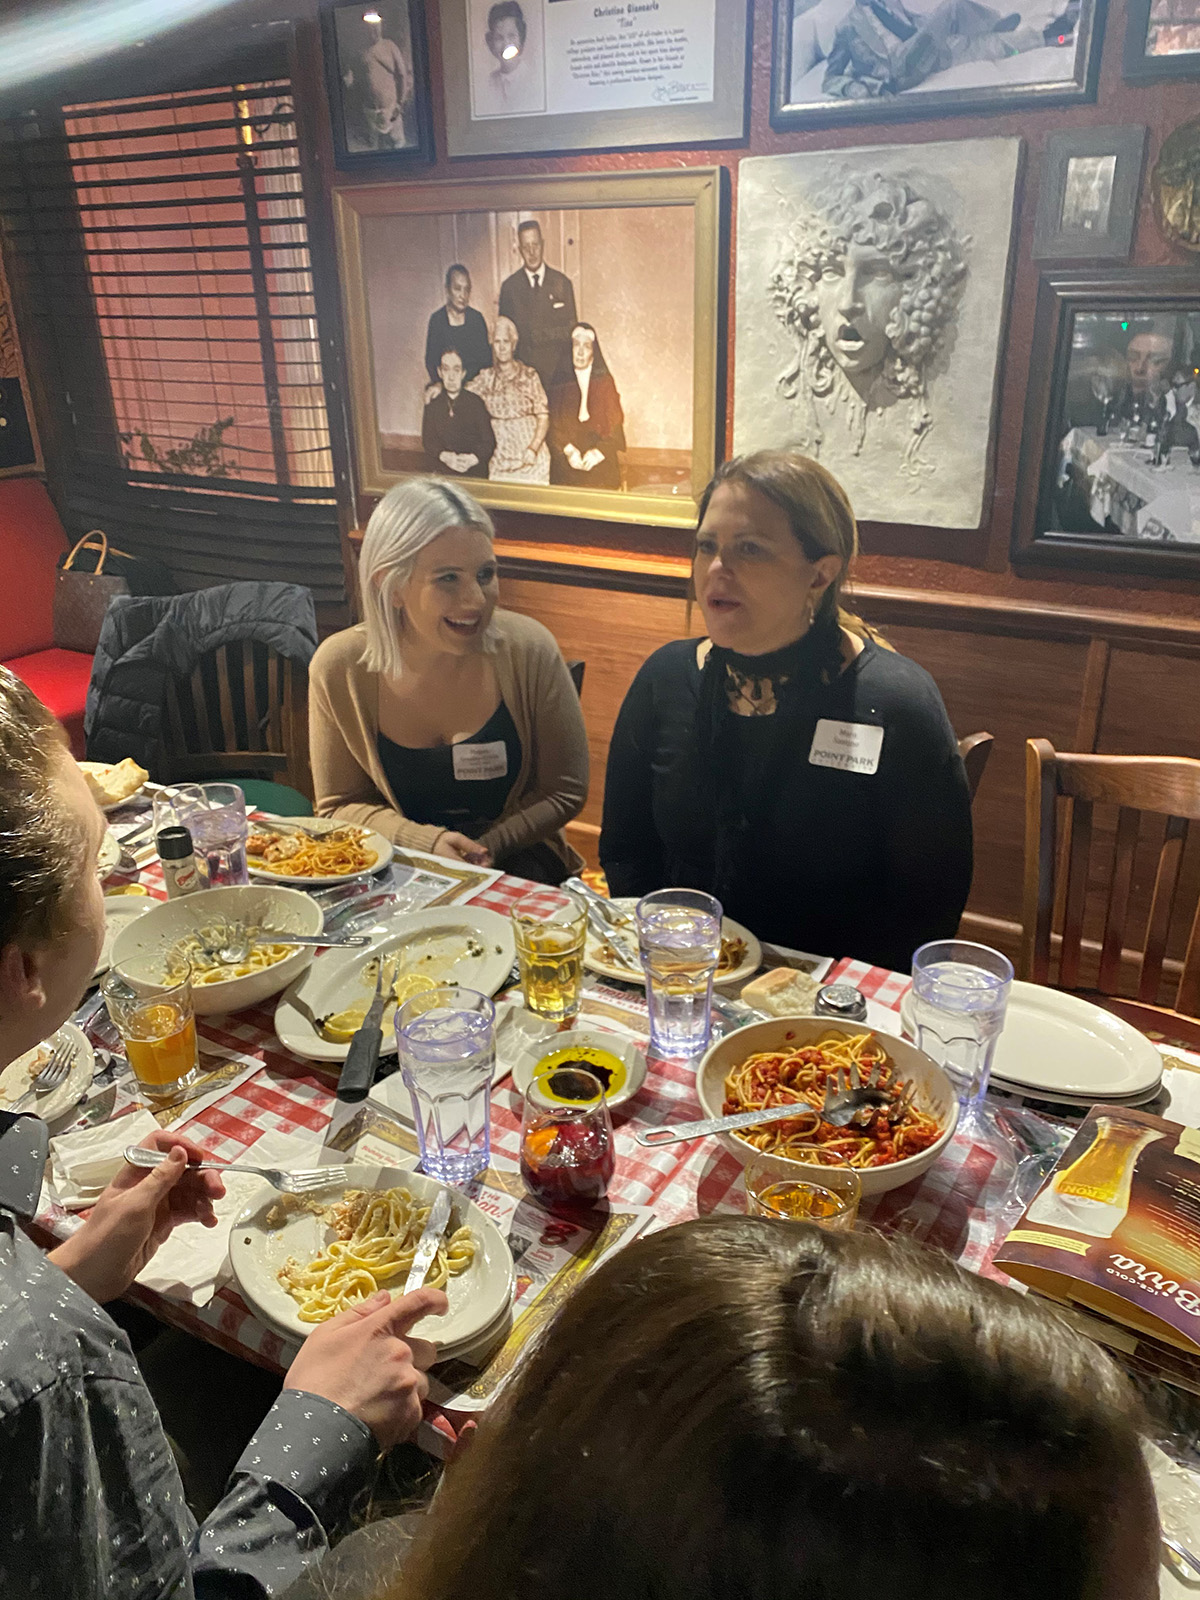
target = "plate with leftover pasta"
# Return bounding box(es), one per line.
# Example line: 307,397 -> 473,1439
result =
584,898 -> 762,989
247,821 -> 393,885
229,1164 -> 515,1351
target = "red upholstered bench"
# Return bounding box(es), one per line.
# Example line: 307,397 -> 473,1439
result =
0,479 -> 92,755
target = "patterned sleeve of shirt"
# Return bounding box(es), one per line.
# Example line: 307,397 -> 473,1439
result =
192,1392 -> 377,1597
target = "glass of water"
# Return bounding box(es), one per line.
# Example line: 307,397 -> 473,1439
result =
910,940 -> 1013,1130
397,986 -> 494,1184
636,888 -> 722,1060
167,783 -> 249,887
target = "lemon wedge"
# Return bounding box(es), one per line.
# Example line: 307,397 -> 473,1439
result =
391,972 -> 438,1005
319,1007 -> 369,1043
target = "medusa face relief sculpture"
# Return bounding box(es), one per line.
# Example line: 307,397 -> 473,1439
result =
768,174 -> 968,468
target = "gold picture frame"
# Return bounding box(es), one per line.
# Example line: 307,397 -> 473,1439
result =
333,168 -> 723,528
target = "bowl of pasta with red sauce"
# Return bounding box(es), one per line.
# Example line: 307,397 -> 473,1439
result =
695,1018 -> 959,1198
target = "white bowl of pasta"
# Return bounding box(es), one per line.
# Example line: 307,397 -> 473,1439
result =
110,884 -> 325,1015
695,1018 -> 959,1198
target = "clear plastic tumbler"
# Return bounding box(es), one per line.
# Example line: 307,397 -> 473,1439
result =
397,986 -> 494,1183
636,888 -> 722,1060
910,940 -> 1013,1124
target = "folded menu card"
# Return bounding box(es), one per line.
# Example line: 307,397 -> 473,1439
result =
996,1104 -> 1200,1360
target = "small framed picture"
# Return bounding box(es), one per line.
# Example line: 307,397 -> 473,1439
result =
1033,127 -> 1147,261
1124,0 -> 1200,81
1014,268 -> 1200,576
321,0 -> 434,167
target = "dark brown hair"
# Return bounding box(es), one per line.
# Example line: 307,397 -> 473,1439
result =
386,1218 -> 1143,1600
697,450 -> 887,646
0,666 -> 81,949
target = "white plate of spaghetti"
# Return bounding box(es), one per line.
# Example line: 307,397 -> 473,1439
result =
229,1164 -> 515,1351
696,1018 -> 958,1198
247,822 -> 393,886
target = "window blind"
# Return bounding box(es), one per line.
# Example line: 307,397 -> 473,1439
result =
0,70 -> 350,620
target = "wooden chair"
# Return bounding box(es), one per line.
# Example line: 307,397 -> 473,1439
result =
957,730 -> 993,804
1021,738 -> 1200,1046
160,640 -> 313,804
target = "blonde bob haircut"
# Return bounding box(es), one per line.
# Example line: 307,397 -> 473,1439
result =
359,476 -> 496,678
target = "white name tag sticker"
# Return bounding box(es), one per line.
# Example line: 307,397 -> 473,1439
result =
808,719 -> 884,776
452,740 -> 508,782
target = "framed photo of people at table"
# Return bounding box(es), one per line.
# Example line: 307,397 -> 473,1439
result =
770,0 -> 1105,129
320,0 -> 434,168
332,169 -> 723,528
1014,269 -> 1200,576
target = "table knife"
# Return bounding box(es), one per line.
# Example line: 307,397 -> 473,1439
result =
336,963 -> 388,1103
403,1188 -> 452,1294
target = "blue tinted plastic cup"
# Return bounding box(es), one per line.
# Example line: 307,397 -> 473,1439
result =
397,986 -> 494,1184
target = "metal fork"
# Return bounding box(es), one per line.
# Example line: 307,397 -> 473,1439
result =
8,1036 -> 75,1113
821,1063 -> 915,1128
122,1145 -> 338,1194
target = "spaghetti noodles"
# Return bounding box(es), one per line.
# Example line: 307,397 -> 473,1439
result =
278,1186 -> 476,1323
723,1031 -> 942,1168
248,826 -> 377,879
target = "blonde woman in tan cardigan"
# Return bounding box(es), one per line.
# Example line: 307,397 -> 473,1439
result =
309,478 -> 587,882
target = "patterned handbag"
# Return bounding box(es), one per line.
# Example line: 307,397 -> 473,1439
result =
53,530 -> 131,654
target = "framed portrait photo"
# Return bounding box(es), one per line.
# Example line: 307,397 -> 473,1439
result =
1123,0 -> 1200,81
770,0 -> 1105,130
437,0 -> 750,159
1014,268 -> 1200,576
333,168 -> 723,528
1032,127 -> 1147,261
321,0 -> 433,167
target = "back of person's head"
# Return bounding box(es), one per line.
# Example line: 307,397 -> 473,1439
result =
386,1218 -> 1149,1600
0,666 -> 78,951
699,449 -> 887,646
358,477 -> 494,677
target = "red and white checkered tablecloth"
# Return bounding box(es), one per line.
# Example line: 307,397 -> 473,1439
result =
59,856 -> 1016,1376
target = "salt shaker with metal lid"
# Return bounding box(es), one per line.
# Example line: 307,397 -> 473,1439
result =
813,982 -> 868,1024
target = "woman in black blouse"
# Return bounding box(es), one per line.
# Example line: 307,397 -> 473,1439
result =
600,450 -> 972,973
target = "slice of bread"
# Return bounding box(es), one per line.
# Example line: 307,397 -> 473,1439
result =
78,757 -> 148,807
741,966 -> 821,1018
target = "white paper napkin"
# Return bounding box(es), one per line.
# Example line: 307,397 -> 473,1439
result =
48,1110 -> 160,1209
136,1127 -> 331,1307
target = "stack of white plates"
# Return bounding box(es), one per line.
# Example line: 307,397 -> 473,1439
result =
900,980 -> 1163,1109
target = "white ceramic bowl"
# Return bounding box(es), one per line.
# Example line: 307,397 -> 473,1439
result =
110,885 -> 324,1015
512,1027 -> 648,1110
695,1017 -> 959,1197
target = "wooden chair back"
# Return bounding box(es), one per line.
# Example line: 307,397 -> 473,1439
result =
160,640 -> 312,801
957,730 -> 993,804
1021,738 -> 1200,1039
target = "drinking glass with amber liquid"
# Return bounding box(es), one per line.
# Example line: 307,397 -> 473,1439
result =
1027,1115 -> 1160,1239
744,1151 -> 861,1231
511,890 -> 587,1023
103,969 -> 198,1101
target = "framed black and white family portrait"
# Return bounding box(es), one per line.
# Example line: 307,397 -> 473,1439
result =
437,0 -> 750,158
322,0 -> 434,167
333,169 -> 723,528
770,0 -> 1105,128
1123,0 -> 1200,81
1033,127 -> 1147,261
1016,269 -> 1200,575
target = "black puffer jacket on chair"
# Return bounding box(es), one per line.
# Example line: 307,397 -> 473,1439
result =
84,581 -> 317,770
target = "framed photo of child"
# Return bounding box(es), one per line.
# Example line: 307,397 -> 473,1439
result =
771,0 -> 1105,128
322,0 -> 434,168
